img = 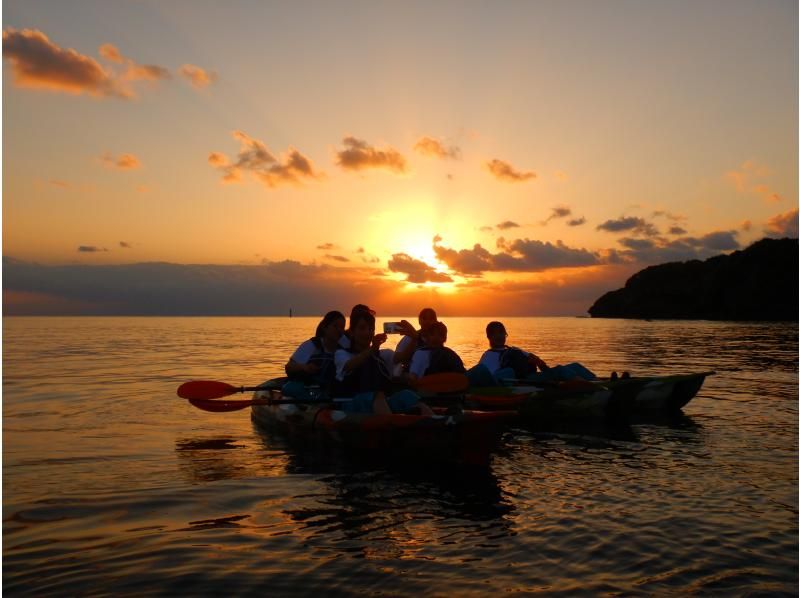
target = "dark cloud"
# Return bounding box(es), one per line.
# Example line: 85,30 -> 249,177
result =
611,231 -> 740,263
668,226 -> 687,235
596,216 -> 659,237
496,220 -> 520,230
119,241 -> 132,249
485,159 -> 536,182
209,130 -> 321,187
324,254 -> 350,263
764,209 -> 798,238
388,253 -> 453,283
567,217 -> 586,227
413,136 -> 461,160
3,27 -> 126,97
179,64 -> 216,88
335,137 -> 407,173
77,246 -> 108,253
356,247 -> 365,254
652,210 -> 687,222
3,29 -> 171,99
316,242 -> 337,250
698,230 -> 739,250
433,237 -> 599,275
542,206 -> 572,224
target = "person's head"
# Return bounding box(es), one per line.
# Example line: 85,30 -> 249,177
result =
486,321 -> 507,349
348,304 -> 376,333
426,321 -> 448,349
316,310 -> 346,342
418,307 -> 438,331
349,310 -> 376,349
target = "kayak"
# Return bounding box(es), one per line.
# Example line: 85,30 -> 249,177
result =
458,371 -> 713,419
250,385 -> 514,467
603,371 -> 713,413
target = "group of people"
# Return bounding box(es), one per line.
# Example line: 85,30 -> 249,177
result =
283,305 -> 596,415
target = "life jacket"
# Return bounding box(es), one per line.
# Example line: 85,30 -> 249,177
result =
289,337 -> 338,388
498,346 -> 535,379
331,347 -> 393,397
426,347 -> 466,375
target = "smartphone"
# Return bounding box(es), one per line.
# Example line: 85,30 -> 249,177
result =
383,322 -> 403,334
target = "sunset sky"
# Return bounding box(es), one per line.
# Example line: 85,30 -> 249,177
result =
3,0 -> 798,315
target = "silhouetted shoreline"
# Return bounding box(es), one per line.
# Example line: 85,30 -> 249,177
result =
588,237 -> 799,321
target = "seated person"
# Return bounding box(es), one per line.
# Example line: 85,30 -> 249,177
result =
342,304 -> 396,374
393,307 -> 438,369
333,310 -> 433,415
468,321 -> 596,386
408,322 -> 466,384
282,310 -> 346,400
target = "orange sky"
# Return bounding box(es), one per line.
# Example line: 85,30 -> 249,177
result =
3,1 -> 798,315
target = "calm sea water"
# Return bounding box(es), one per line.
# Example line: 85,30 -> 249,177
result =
3,316 -> 798,595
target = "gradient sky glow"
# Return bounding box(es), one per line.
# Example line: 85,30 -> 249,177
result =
3,0 -> 798,315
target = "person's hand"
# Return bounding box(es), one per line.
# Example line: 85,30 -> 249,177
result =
304,363 -> 320,374
371,333 -> 388,350
531,355 -> 548,370
398,320 -> 417,337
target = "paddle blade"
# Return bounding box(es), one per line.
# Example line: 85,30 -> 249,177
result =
417,373 -> 469,394
178,380 -> 240,400
188,398 -> 265,412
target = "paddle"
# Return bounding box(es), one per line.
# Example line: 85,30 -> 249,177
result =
188,397 -> 352,413
177,380 -> 277,400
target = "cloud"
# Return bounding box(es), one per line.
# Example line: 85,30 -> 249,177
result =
119,241 -> 132,249
697,230 -> 739,250
209,130 -> 321,187
356,247 -> 365,254
652,210 -> 687,222
764,209 -> 799,238
179,64 -> 216,88
50,179 -> 69,188
2,256 -> 631,317
668,226 -> 687,235
77,246 -> 108,252
316,242 -> 337,250
433,237 -> 599,275
413,136 -> 460,160
324,254 -> 350,263
611,230 -> 740,263
388,253 -> 453,283
99,43 -> 124,63
2,29 -> 171,99
596,216 -> 659,237
741,220 -> 752,231
124,63 -> 170,82
335,137 -> 407,173
726,161 -> 783,203
567,217 -> 586,227
496,220 -> 520,230
3,27 -> 126,97
101,152 -> 141,170
479,226 -> 493,232
542,206 -> 572,224
485,159 -> 536,182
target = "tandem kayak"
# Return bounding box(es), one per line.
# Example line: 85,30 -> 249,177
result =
250,385 -> 514,467
461,371 -> 713,419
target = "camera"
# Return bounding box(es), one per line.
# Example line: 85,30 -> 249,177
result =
383,322 -> 403,334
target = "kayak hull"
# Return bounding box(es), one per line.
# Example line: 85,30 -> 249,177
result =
461,372 -> 712,419
251,388 -> 513,467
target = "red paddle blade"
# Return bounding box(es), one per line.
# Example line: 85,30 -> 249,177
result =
188,398 -> 266,412
417,373 -> 469,394
177,380 -> 240,400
